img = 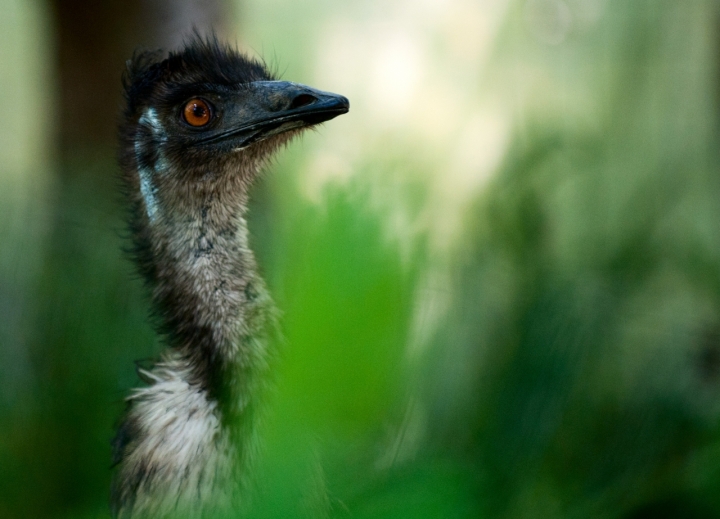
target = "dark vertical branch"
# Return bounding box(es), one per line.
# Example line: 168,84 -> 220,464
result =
145,0 -> 234,50
50,0 -> 145,153
49,0 -> 233,157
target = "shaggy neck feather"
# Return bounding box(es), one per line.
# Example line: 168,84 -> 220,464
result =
137,160 -> 275,414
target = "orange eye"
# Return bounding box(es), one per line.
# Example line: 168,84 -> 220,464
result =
183,98 -> 212,127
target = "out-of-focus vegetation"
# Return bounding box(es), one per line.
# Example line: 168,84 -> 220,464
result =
1,0 -> 720,518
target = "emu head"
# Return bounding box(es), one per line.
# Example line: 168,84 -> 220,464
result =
119,37 -> 349,223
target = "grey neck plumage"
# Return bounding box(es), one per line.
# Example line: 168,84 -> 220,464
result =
111,147 -> 277,519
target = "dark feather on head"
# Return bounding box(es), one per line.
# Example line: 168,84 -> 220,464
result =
123,36 -> 273,119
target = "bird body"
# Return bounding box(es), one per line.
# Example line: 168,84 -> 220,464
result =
112,38 -> 348,518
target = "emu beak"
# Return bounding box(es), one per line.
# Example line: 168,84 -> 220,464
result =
201,81 -> 349,148
251,80 -> 350,127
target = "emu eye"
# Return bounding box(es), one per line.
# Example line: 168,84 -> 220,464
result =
183,98 -> 212,127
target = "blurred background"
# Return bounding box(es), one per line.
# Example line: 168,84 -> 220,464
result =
2,0 -> 720,517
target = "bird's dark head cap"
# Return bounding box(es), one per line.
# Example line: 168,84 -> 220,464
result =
123,36 -> 273,118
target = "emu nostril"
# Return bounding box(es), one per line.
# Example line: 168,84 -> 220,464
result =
289,93 -> 317,110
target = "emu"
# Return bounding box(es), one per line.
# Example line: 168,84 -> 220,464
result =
111,37 -> 349,519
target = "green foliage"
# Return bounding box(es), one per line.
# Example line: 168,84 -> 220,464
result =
244,177 -> 419,518
3,1 -> 720,518
421,1 -> 720,515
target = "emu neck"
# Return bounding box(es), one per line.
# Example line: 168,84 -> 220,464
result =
111,163 -> 277,518
138,169 -> 274,406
